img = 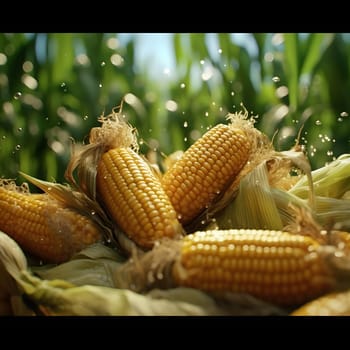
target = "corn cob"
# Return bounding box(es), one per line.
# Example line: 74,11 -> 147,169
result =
96,147 -> 184,248
290,289 -> 350,316
0,183 -> 103,263
172,229 -> 335,306
161,123 -> 251,226
71,107 -> 185,250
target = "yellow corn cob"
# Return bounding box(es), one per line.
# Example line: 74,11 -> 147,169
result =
172,229 -> 335,306
290,289 -> 350,316
96,147 -> 184,249
161,123 -> 251,225
0,185 -> 103,263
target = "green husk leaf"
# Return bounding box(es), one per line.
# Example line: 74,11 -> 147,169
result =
20,278 -> 284,316
272,187 -> 350,232
314,196 -> 350,231
33,243 -> 126,288
289,154 -> 350,200
0,231 -> 28,281
270,187 -> 310,226
215,161 -> 284,230
0,231 -> 36,315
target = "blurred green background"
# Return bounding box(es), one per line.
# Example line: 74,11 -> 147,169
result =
1,33 -> 350,186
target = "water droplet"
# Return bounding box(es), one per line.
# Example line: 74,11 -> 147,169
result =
1,135 -> 6,139
17,127 -> 23,132
231,91 -> 235,96
218,48 -> 223,54
337,117 -> 343,122
60,83 -> 67,92
200,60 -> 205,65
91,210 -> 96,216
15,144 -> 21,150
315,120 -> 322,126
99,83 -> 102,88
101,61 -> 106,67
13,92 -> 22,100
83,115 -> 88,120
340,111 -> 348,117
184,137 -> 187,142
327,150 -> 333,156
272,76 -> 280,83
180,83 -> 186,89
165,100 -> 178,112
205,112 -> 209,117
183,121 -> 188,128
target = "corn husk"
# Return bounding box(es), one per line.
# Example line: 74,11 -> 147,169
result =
0,230 -> 35,315
290,153 -> 350,200
33,243 -> 126,288
213,147 -> 350,234
214,146 -> 313,231
215,161 -> 284,230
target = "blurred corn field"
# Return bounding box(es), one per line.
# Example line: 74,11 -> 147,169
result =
1,33 -> 350,186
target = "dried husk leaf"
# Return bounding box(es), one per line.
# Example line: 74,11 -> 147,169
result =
19,171 -> 119,249
65,103 -> 138,201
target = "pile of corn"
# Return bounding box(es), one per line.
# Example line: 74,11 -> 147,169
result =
2,103 -> 350,316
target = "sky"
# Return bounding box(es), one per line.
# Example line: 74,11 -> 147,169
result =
118,33 -> 257,79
